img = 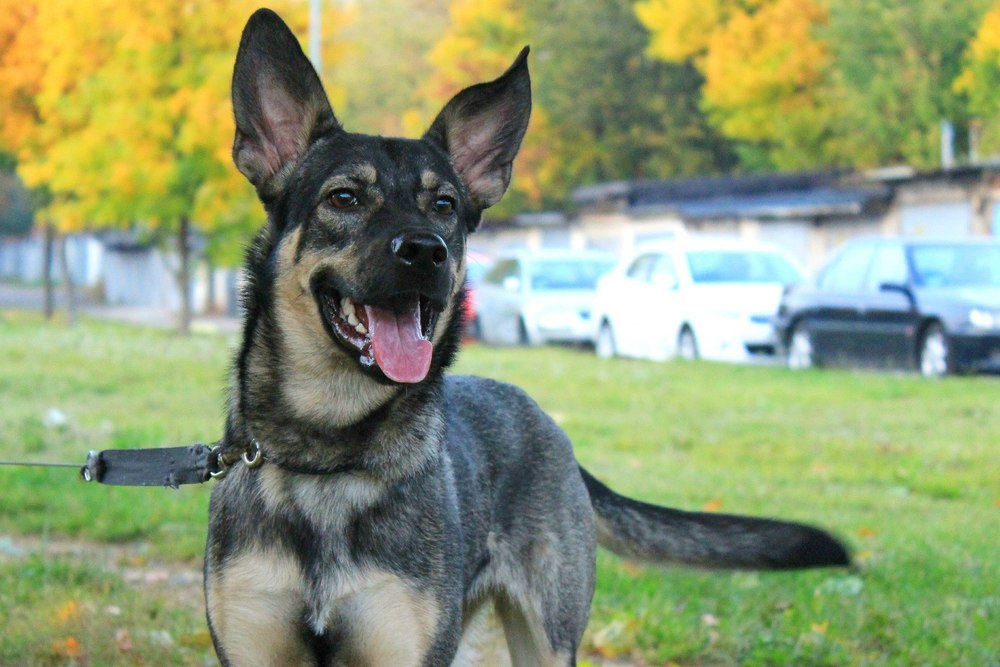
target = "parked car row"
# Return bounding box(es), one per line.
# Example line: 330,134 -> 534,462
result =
464,235 -> 1000,377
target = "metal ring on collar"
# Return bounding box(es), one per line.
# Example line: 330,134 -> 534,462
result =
242,439 -> 264,469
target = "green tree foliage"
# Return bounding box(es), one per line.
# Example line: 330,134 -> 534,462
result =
638,0 -> 996,170
526,0 -> 737,190
820,0 -> 995,167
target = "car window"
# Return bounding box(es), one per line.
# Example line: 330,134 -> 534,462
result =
484,259 -> 519,285
684,250 -> 802,284
817,243 -> 875,292
625,254 -> 657,282
909,243 -> 1000,287
651,254 -> 677,283
530,258 -> 615,290
866,244 -> 909,290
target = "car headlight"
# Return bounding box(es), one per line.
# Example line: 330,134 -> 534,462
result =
968,308 -> 1000,330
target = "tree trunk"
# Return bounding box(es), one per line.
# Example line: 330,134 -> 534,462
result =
177,216 -> 192,335
205,258 -> 217,314
42,223 -> 55,320
59,233 -> 77,326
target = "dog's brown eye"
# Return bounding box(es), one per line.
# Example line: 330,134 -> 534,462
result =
329,189 -> 358,209
434,196 -> 455,215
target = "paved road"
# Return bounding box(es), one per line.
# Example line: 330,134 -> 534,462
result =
0,281 -> 241,334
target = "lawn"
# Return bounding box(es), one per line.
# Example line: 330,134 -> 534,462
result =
0,312 -> 997,666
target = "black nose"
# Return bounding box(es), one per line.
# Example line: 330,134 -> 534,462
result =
391,233 -> 448,272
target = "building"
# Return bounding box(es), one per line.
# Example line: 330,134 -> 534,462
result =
471,164 -> 1000,272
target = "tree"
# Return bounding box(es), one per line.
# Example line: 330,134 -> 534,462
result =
637,0 -> 831,170
819,0 -> 994,168
526,0 -> 736,189
954,1 -> 1000,156
0,155 -> 33,238
0,1 -> 350,332
637,0 -> 995,170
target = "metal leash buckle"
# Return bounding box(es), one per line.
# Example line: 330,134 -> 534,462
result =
209,445 -> 236,480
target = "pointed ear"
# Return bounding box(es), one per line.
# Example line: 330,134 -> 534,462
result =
231,9 -> 339,198
424,47 -> 532,215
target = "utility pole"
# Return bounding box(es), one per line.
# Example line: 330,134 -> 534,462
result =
309,0 -> 322,72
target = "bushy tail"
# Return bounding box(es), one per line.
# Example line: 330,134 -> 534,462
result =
580,467 -> 850,570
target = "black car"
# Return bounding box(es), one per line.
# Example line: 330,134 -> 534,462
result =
774,237 -> 1000,376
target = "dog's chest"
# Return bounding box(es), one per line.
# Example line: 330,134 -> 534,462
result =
259,467 -> 391,629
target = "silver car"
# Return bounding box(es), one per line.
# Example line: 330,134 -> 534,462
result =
476,250 -> 616,345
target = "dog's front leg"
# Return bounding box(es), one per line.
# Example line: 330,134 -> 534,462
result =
329,572 -> 459,667
206,548 -> 317,667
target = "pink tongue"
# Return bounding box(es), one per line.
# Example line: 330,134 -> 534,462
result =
365,302 -> 433,383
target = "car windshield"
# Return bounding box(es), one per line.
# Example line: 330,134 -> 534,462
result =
909,244 -> 1000,288
685,250 -> 802,284
529,258 -> 614,290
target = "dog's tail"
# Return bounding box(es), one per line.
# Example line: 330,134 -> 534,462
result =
580,467 -> 850,570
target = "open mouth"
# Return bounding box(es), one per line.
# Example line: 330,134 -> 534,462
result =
316,290 -> 439,384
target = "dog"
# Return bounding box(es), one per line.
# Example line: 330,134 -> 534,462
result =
204,9 -> 850,666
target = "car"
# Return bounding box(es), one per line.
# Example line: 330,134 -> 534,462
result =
774,236 -> 1000,376
476,250 -> 616,345
592,238 -> 805,362
461,251 -> 492,339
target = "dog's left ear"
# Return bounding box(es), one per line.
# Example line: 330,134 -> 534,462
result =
425,47 -> 532,224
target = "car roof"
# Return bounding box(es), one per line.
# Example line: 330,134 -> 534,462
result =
847,235 -> 1000,247
633,237 -> 787,254
495,249 -> 616,262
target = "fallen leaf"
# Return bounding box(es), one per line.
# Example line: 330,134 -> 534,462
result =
703,498 -> 723,512
51,636 -> 81,659
994,498 -> 1000,508
701,613 -> 720,627
856,526 -> 876,539
55,600 -> 80,624
619,560 -> 644,577
811,621 -> 829,635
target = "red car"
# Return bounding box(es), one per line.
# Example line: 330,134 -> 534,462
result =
462,251 -> 492,339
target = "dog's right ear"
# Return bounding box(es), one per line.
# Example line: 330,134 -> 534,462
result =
231,9 -> 339,199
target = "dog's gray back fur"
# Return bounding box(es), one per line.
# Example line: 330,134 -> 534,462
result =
205,10 -> 848,666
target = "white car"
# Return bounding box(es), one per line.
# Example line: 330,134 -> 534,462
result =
477,250 -> 616,345
592,239 -> 805,362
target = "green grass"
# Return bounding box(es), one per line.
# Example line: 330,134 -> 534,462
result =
1,311 -> 998,665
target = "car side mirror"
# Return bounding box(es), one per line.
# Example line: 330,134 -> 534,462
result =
502,276 -> 521,292
879,282 -> 916,309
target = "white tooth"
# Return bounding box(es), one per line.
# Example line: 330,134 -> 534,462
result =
341,297 -> 354,315
355,322 -> 367,334
347,313 -> 360,326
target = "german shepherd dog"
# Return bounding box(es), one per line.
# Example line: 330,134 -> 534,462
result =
205,9 -> 849,666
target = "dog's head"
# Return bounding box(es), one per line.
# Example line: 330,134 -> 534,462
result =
232,9 -> 529,394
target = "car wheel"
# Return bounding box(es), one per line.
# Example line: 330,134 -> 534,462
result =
787,323 -> 815,370
517,317 -> 531,346
596,321 -> 617,359
919,322 -> 950,378
677,327 -> 699,361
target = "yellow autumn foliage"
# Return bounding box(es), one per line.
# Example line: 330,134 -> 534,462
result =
702,0 -> 829,143
0,0 -> 350,256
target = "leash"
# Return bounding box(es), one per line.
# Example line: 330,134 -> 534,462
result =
0,440 -> 262,488
0,438 -> 357,487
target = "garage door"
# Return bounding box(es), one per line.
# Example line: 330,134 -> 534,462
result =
900,202 -> 972,237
